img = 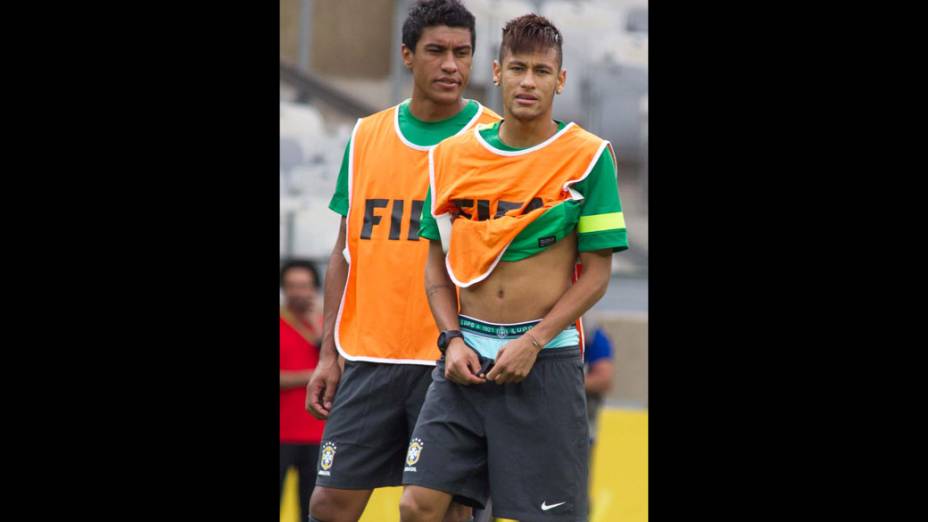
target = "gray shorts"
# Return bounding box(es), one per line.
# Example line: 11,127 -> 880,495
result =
314,361 -> 433,489
402,347 -> 590,521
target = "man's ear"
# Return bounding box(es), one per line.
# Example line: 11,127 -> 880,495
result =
402,44 -> 414,70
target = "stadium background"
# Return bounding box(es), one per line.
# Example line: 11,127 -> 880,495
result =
279,1 -> 648,520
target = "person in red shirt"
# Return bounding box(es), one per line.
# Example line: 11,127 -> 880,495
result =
280,259 -> 326,521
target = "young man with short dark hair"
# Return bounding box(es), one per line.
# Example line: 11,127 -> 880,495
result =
400,14 -> 628,522
304,2 -> 500,521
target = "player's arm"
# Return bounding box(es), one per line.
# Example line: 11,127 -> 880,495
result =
585,359 -> 615,394
305,217 -> 348,419
281,370 -> 314,390
425,240 -> 485,385
486,249 -> 612,384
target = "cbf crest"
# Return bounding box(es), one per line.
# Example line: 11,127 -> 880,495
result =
404,438 -> 424,472
318,441 -> 337,476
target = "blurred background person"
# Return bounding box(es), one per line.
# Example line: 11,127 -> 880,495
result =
583,316 -> 615,446
582,314 -> 615,516
280,259 -> 326,521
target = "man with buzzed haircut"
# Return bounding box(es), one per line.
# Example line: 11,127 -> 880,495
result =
304,1 -> 500,521
399,13 -> 628,522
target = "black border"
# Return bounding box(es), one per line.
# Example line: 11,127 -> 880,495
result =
67,3 -> 283,519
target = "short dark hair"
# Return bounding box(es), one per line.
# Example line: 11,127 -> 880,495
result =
402,0 -> 476,53
280,259 -> 321,290
499,14 -> 563,68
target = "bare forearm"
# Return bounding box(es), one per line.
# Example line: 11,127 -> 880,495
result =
320,218 -> 348,362
530,250 -> 612,345
280,370 -> 314,389
425,240 -> 460,331
585,361 -> 614,394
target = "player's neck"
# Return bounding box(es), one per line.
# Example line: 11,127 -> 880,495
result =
497,114 -> 559,149
407,95 -> 466,122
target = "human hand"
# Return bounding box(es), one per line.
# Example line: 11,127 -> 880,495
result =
305,354 -> 342,419
444,338 -> 487,385
486,335 -> 541,384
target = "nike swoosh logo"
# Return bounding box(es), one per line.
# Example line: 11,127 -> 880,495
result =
541,501 -> 566,511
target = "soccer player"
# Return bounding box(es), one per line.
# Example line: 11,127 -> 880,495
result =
304,2 -> 500,521
399,13 -> 628,522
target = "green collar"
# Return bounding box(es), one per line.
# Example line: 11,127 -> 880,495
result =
395,99 -> 480,148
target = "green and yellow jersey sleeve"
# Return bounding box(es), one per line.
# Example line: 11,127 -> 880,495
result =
571,145 -> 628,254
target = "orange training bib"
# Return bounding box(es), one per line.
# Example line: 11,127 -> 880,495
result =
336,103 -> 500,363
429,122 -> 607,287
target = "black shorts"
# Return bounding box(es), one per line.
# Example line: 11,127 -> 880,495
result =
314,361 -> 433,489
402,347 -> 590,521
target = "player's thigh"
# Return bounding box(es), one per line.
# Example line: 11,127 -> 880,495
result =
486,349 -> 589,521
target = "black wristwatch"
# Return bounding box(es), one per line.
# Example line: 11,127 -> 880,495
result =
437,330 -> 464,354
